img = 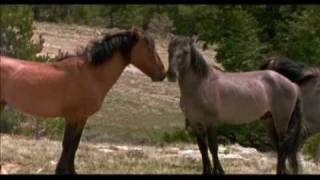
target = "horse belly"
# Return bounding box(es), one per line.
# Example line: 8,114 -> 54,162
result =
2,75 -> 65,117
5,90 -> 63,117
217,99 -> 268,124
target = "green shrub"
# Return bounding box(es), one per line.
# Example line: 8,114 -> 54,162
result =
217,122 -> 273,152
275,6 -> 320,65
161,119 -> 273,152
302,133 -> 320,163
161,128 -> 195,144
197,6 -> 266,71
0,108 -> 26,134
0,108 -> 64,139
147,12 -> 175,38
0,5 -> 44,60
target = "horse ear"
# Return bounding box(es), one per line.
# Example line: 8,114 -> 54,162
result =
190,35 -> 198,45
132,26 -> 143,39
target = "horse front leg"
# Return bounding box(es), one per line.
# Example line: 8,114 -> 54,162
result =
288,151 -> 301,174
55,117 -> 87,175
192,124 -> 212,175
207,125 -> 224,175
276,145 -> 287,174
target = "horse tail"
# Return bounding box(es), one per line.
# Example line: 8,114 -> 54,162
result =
259,57 -> 305,84
280,97 -> 302,156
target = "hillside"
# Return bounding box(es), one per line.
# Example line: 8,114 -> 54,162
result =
1,22 -> 319,174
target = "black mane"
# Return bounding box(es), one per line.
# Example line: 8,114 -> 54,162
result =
190,45 -> 209,78
86,31 -> 138,65
260,56 -> 305,83
55,30 -> 139,65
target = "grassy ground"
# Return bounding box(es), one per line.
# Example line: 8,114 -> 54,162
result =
1,134 -> 319,174
1,22 -> 319,174
4,21 -> 218,145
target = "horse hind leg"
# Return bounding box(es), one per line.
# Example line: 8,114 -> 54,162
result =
288,132 -> 306,174
272,98 -> 302,174
281,98 -> 302,174
270,111 -> 290,174
261,116 -> 290,174
55,117 -> 87,175
288,150 -> 302,174
261,115 -> 279,150
207,125 -> 224,175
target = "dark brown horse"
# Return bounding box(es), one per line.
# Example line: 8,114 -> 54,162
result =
260,56 -> 320,174
166,36 -> 302,175
0,27 -> 166,174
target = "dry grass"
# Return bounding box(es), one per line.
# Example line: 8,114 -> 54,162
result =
1,22 -> 319,175
1,134 -> 319,174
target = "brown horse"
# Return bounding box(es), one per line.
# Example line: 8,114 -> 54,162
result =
0,27 -> 166,174
260,56 -> 320,174
166,35 -> 302,175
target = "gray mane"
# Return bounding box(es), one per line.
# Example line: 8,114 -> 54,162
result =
190,44 -> 209,78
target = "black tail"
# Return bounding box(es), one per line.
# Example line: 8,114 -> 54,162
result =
260,57 -> 305,84
280,97 -> 302,156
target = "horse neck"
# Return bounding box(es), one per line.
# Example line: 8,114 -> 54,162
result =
178,63 -> 218,96
91,53 -> 128,96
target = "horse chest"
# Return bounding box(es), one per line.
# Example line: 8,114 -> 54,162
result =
180,96 -> 218,122
66,95 -> 103,117
61,83 -> 104,118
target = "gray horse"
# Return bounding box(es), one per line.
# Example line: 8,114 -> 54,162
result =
166,36 -> 302,175
260,56 -> 320,173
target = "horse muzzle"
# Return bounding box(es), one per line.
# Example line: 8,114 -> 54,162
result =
151,73 -> 166,82
166,71 -> 178,82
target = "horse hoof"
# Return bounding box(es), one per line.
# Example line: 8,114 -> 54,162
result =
276,170 -> 287,175
202,168 -> 212,175
55,167 -> 77,175
213,168 -> 225,175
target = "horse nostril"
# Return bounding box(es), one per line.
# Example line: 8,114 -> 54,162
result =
166,70 -> 178,82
